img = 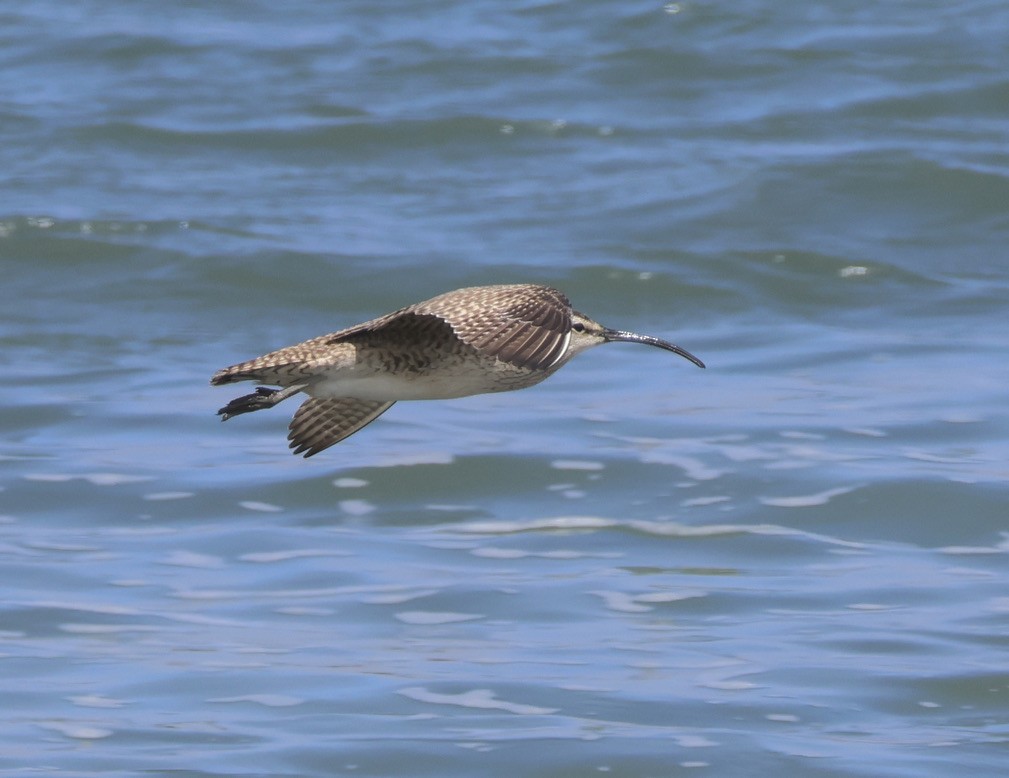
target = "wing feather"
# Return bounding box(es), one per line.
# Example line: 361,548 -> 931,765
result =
288,398 -> 395,457
410,284 -> 572,371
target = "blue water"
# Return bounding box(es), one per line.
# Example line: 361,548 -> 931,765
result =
3,1 -> 1009,776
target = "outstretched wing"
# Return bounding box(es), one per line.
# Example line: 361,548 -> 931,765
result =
211,284 -> 573,387
410,284 -> 571,371
288,398 -> 395,457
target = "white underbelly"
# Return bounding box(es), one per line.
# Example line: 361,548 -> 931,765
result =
307,366 -> 518,401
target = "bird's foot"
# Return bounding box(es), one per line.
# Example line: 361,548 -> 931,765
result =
218,387 -> 283,421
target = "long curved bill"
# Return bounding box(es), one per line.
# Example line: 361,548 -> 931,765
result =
602,329 -> 706,369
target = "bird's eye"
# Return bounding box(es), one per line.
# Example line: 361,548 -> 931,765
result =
572,322 -> 585,332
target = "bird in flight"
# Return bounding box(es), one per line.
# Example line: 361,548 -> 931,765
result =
211,283 -> 704,457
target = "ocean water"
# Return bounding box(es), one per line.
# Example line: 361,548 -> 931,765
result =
2,1 -> 1009,776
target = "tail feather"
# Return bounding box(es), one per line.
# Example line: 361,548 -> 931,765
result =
211,367 -> 256,386
210,361 -> 308,387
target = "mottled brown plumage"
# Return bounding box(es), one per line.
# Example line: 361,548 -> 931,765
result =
212,283 -> 704,457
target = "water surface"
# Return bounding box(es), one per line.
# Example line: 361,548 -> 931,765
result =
2,1 -> 1008,776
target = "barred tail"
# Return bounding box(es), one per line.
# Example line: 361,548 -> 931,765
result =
210,364 -> 260,386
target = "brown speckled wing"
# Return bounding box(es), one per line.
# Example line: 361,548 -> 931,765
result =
210,283 -> 574,386
288,398 -> 395,457
410,284 -> 572,371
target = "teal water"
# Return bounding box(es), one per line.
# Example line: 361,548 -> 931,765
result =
2,1 -> 1009,776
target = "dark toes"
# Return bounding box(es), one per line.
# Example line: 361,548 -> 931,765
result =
217,387 -> 281,420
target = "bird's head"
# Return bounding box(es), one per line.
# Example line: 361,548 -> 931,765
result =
567,311 -> 705,368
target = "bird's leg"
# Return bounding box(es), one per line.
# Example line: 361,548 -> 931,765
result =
218,385 -> 304,421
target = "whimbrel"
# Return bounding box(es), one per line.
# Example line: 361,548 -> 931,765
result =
211,283 -> 704,457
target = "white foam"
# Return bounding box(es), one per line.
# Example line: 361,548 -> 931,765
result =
340,499 -> 374,516
241,549 -> 346,563
144,491 -> 195,501
239,500 -> 283,512
759,484 -> 860,508
40,722 -> 113,739
394,611 -> 483,625
398,687 -> 557,715
333,477 -> 369,488
162,551 -> 224,569
210,694 -> 303,707
550,459 -> 605,471
360,589 -> 439,605
68,695 -> 126,709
